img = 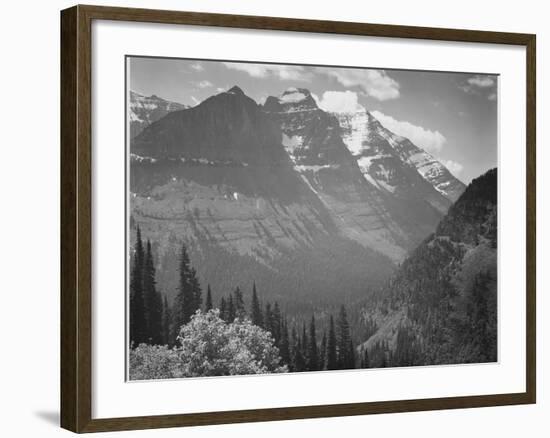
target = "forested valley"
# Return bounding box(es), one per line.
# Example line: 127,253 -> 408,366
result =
129,168 -> 497,379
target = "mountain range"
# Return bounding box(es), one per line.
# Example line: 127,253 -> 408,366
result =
129,85 -> 466,309
129,91 -> 188,138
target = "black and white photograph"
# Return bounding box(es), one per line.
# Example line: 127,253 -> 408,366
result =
127,57 -> 498,381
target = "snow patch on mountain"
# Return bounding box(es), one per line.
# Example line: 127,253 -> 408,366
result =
295,164 -> 337,172
336,109 -> 371,156
282,133 -> 303,153
131,153 -> 157,163
334,109 -> 465,203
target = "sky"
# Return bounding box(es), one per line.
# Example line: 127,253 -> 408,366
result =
129,56 -> 498,183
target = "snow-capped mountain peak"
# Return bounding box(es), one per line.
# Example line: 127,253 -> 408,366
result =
334,109 -> 465,204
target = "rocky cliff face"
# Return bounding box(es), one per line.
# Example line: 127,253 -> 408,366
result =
129,91 -> 187,138
129,86 -> 465,308
263,88 -> 451,261
130,87 -> 394,306
335,110 -> 465,210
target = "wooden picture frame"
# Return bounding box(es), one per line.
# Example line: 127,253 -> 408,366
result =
61,4 -> 536,433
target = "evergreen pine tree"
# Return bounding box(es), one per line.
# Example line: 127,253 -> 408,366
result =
129,227 -> 146,347
279,318 -> 291,366
319,331 -> 327,370
250,282 -> 263,327
220,297 -> 227,321
173,243 -> 196,331
361,347 -> 370,368
301,322 -> 309,367
272,302 -> 282,346
204,284 -> 213,312
326,315 -> 338,370
162,295 -> 171,346
348,338 -> 356,369
227,295 -> 235,322
190,268 -> 202,316
156,288 -> 164,344
264,303 -> 272,332
292,326 -> 305,372
337,305 -> 354,369
143,240 -> 162,344
233,286 -> 245,318
308,315 -> 319,371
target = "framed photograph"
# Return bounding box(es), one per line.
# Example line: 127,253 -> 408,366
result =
60,4 -> 536,433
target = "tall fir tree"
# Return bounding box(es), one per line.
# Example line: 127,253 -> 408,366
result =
279,317 -> 291,366
219,297 -> 227,321
173,243 -> 201,332
326,315 -> 338,370
190,269 -> 202,316
301,322 -> 309,366
162,295 -> 172,346
348,338 -> 356,369
272,302 -> 282,347
308,315 -> 319,371
361,347 -> 370,368
233,286 -> 245,318
264,303 -> 272,332
319,330 -> 327,370
129,226 -> 146,347
291,326 -> 305,372
143,240 -> 162,344
250,282 -> 263,327
227,294 -> 235,322
337,305 -> 354,369
204,284 -> 213,312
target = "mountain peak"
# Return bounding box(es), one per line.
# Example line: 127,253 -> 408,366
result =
263,87 -> 318,113
227,85 -> 245,96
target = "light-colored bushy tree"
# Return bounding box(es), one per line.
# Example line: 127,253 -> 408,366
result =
177,310 -> 287,377
129,344 -> 180,380
129,309 -> 287,380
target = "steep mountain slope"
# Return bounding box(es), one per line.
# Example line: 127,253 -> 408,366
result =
335,110 -> 465,209
129,91 -> 187,138
358,168 -> 497,367
263,88 -> 447,261
130,86 -> 395,308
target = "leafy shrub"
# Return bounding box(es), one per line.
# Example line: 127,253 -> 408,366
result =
129,309 -> 286,380
129,344 -> 180,380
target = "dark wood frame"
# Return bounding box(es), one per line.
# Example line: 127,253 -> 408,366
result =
61,4 -> 536,433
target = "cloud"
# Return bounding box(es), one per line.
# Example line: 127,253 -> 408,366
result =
467,75 -> 495,88
323,69 -> 400,101
195,80 -> 212,89
221,63 -> 399,100
460,74 -> 497,97
222,62 -> 311,81
443,160 -> 464,176
190,96 -> 201,105
190,63 -> 204,72
316,90 -> 362,113
371,110 -> 447,154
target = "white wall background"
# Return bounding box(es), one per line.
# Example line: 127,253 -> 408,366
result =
0,0 -> 546,436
